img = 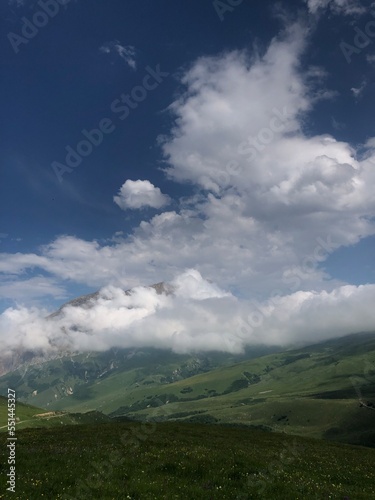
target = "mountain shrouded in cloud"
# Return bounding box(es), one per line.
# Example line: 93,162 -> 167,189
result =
1,270 -> 375,364
0,12 -> 374,358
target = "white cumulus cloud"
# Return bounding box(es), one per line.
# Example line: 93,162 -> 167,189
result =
114,180 -> 170,210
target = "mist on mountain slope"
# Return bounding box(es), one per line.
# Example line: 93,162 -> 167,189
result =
1,269 -> 374,362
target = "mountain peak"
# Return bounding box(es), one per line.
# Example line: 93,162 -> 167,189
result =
48,281 -> 174,320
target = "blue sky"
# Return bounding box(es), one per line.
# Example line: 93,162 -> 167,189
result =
0,0 -> 375,352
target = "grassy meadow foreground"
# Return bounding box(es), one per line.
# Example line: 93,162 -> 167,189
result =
1,420 -> 375,499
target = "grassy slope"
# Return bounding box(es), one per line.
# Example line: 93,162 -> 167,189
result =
44,334 -> 375,446
0,420 -> 375,499
0,345 -> 280,417
0,396 -> 47,431
0,395 -> 111,431
1,333 -> 374,445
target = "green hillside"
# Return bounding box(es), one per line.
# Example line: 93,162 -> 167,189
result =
0,345 -> 279,412
0,396 -> 47,431
1,333 -> 374,446
0,420 -> 375,499
0,395 -> 111,431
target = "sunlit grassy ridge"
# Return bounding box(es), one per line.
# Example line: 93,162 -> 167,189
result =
0,421 -> 374,499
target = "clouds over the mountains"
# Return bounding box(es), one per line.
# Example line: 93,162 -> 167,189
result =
1,20 -> 374,351
1,270 -> 375,356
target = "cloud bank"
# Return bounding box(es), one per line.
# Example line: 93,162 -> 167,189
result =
0,270 -> 374,358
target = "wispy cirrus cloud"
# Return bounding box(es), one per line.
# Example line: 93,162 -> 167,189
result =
8,0 -> 25,6
351,79 -> 367,98
99,41 -> 137,69
0,276 -> 67,303
306,0 -> 366,16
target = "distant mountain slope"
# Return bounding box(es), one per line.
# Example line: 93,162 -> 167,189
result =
0,345 -> 280,409
1,332 -> 374,446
